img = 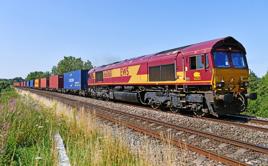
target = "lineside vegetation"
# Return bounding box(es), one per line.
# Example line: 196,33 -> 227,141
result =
0,89 -> 146,166
247,71 -> 268,117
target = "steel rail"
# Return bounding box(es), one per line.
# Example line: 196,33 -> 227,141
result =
223,114 -> 268,126
201,117 -> 268,133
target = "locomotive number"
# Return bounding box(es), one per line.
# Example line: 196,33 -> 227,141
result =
120,67 -> 129,76
103,70 -> 112,78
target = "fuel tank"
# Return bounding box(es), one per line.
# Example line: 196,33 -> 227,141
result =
113,91 -> 140,103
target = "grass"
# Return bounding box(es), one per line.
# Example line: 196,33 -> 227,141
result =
22,90 -> 189,166
0,89 -> 148,166
0,89 -> 57,166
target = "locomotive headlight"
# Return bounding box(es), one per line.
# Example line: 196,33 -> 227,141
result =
240,81 -> 249,87
216,82 -> 225,88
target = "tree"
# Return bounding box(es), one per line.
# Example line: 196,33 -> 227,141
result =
51,56 -> 93,75
248,70 -> 268,117
12,77 -> 24,83
249,70 -> 260,92
26,71 -> 50,80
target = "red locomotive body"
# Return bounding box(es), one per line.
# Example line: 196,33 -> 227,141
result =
88,37 -> 256,116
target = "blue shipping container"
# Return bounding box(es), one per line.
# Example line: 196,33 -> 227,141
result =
29,80 -> 34,88
63,70 -> 88,90
26,81 -> 30,87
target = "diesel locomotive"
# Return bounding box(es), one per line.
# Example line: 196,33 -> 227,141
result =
87,36 -> 256,117
15,36 -> 257,117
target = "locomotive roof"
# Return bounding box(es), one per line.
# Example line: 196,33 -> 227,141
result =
91,36 -> 245,72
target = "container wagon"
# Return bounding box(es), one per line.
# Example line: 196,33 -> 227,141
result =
63,70 -> 88,95
34,79 -> 40,88
26,81 -> 30,87
29,80 -> 34,88
40,77 -> 49,89
13,82 -> 20,87
49,75 -> 63,90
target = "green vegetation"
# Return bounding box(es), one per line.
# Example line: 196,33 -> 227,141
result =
0,90 -> 57,165
58,110 -> 143,166
52,56 -> 93,75
0,81 -> 11,94
0,78 -> 23,93
0,89 -> 145,165
26,71 -> 50,80
247,70 -> 268,117
24,56 -> 93,81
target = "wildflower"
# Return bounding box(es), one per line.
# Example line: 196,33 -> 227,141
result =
35,156 -> 42,160
38,125 -> 44,129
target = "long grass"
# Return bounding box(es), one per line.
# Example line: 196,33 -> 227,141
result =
21,90 -> 190,166
1,89 -> 147,166
0,89 -> 57,166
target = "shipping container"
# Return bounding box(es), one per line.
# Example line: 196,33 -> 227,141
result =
34,79 -> 40,88
26,81 -> 29,87
29,80 -> 34,88
40,77 -> 49,89
13,82 -> 20,87
49,75 -> 63,89
64,70 -> 88,90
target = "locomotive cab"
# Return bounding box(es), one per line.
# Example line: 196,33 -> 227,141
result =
210,37 -> 257,115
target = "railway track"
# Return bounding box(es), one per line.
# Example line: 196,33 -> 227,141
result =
104,97 -> 268,133
202,116 -> 268,133
108,99 -> 268,133
21,88 -> 268,165
222,114 -> 268,126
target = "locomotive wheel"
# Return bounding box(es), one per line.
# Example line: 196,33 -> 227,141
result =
102,93 -> 110,101
192,104 -> 205,117
193,110 -> 205,117
237,93 -> 246,112
150,99 -> 161,109
151,103 -> 160,109
170,107 -> 179,113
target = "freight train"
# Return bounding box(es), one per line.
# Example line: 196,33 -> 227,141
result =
14,36 -> 257,117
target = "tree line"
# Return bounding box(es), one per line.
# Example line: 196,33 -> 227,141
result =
25,56 -> 93,80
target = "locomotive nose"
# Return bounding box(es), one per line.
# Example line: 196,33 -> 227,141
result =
213,68 -> 249,92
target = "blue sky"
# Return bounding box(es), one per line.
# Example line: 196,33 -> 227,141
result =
0,0 -> 267,79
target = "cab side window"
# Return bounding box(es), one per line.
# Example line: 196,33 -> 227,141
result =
196,55 -> 204,69
189,54 -> 208,70
96,71 -> 103,82
190,56 -> 196,69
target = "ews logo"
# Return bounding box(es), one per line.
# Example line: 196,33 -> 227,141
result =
120,67 -> 129,76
